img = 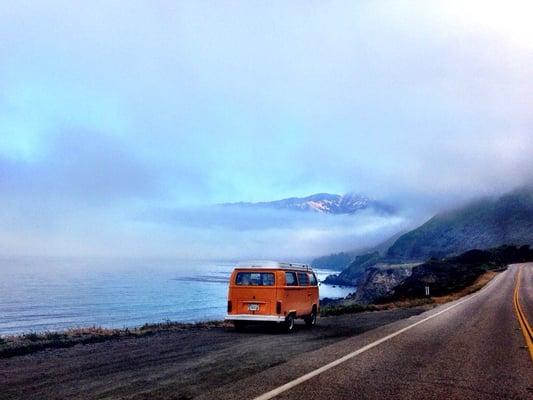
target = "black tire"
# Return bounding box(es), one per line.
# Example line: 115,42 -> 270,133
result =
305,310 -> 317,327
282,314 -> 295,333
234,321 -> 247,332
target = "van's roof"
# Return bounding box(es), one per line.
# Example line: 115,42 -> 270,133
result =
235,260 -> 313,272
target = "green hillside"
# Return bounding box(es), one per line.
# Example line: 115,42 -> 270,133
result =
386,186 -> 533,260
312,231 -> 404,270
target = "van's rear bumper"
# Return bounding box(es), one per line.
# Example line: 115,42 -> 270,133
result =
225,314 -> 285,323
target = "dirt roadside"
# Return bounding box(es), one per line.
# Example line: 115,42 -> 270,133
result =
0,307 -> 427,400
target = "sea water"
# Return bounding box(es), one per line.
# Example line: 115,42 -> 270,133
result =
0,257 -> 354,335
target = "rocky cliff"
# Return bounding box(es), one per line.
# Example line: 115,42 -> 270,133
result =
323,251 -> 381,286
350,263 -> 417,304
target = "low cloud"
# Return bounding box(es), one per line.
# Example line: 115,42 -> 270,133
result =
136,205 -> 409,260
0,1 -> 532,259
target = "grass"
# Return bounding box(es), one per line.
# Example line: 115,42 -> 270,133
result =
0,320 -> 230,359
320,298 -> 433,317
431,270 -> 499,304
320,303 -> 379,317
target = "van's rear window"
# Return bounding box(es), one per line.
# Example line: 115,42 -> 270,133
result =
235,272 -> 275,286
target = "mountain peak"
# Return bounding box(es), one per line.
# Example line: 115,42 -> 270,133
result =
221,193 -> 394,215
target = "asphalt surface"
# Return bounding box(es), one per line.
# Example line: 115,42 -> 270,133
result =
200,263 -> 533,400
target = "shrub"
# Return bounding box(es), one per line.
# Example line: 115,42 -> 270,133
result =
24,332 -> 40,342
44,332 -> 62,341
320,303 -> 378,317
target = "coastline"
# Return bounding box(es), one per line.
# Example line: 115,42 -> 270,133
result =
0,258 -> 351,336
0,269 -> 499,359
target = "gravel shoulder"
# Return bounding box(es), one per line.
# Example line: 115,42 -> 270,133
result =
0,307 -> 427,400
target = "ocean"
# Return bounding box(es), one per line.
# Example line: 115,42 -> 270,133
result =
0,257 -> 353,335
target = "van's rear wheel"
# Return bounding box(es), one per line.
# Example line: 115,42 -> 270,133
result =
305,310 -> 317,327
282,314 -> 295,333
234,321 -> 247,332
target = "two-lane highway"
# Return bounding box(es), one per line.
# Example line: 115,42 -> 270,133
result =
201,263 -> 533,400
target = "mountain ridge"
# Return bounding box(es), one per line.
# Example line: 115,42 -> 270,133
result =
221,192 -> 395,215
386,186 -> 533,260
322,185 -> 533,286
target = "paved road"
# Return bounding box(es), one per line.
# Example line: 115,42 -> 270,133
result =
201,263 -> 533,400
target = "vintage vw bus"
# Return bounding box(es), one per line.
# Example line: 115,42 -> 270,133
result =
225,261 -> 319,332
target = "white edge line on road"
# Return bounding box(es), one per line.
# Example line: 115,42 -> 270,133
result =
253,277 -> 497,400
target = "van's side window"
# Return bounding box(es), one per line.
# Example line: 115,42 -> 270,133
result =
235,272 -> 275,286
285,272 -> 298,286
309,273 -> 318,286
297,272 -> 310,286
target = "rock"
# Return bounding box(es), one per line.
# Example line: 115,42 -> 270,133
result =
330,251 -> 382,286
323,274 -> 354,286
352,264 -> 416,304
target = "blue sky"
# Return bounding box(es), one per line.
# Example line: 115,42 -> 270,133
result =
0,1 -> 532,259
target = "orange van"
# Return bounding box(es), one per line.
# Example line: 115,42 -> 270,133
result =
225,261 -> 319,332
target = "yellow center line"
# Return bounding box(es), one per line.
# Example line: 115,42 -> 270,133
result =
513,265 -> 533,361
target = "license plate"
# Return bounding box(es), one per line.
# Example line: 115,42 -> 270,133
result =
248,304 -> 259,311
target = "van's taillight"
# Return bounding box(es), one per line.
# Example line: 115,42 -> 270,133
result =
276,301 -> 282,314
227,300 -> 232,313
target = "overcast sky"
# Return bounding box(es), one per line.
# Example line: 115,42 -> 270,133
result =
0,1 -> 532,259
